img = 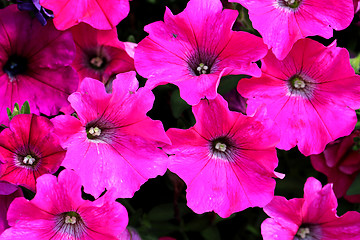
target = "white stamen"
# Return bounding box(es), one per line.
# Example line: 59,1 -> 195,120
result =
23,155 -> 35,165
65,215 -> 77,225
88,127 -> 101,136
284,0 -> 296,4
197,63 -> 209,75
294,79 -> 306,89
215,142 -> 227,152
296,227 -> 310,239
90,57 -> 104,68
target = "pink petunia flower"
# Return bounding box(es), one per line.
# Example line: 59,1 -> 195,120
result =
71,23 -> 135,88
51,71 -> 170,198
39,0 -> 130,30
231,0 -> 354,60
237,38 -> 360,156
261,177 -> 360,240
0,114 -> 66,191
311,130 -> 360,203
0,169 -> 128,239
0,182 -> 22,235
135,0 -> 267,105
0,5 -> 78,125
163,95 -> 281,218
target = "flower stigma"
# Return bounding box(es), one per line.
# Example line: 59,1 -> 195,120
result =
90,56 -> 105,69
215,142 -> 227,152
296,227 -> 310,239
279,0 -> 302,9
196,63 -> 209,75
65,215 -> 77,225
88,126 -> 101,137
23,155 -> 36,165
293,77 -> 306,89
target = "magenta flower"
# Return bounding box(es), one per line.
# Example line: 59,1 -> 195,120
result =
0,114 -> 66,191
71,23 -> 135,87
261,177 -> 360,240
135,0 -> 267,105
237,38 -> 360,156
0,183 -> 22,235
0,169 -> 128,239
231,0 -> 354,59
39,0 -> 130,30
0,5 -> 78,125
311,130 -> 360,203
52,71 -> 170,198
163,95 -> 281,218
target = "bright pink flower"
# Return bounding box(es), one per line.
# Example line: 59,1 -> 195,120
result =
52,71 -> 170,198
311,130 -> 360,203
0,5 -> 78,125
39,0 -> 130,30
135,0 -> 267,105
0,169 -> 128,239
0,114 -> 66,191
0,183 -> 22,235
163,95 -> 281,218
231,0 -> 354,60
71,23 -> 135,88
237,38 -> 360,156
261,177 -> 360,240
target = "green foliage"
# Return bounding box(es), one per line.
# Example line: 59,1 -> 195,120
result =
7,101 -> 31,121
347,173 -> 360,196
350,54 -> 360,74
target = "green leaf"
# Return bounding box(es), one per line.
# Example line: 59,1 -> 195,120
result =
170,88 -> 191,119
7,101 -> 31,121
346,173 -> 360,195
350,54 -> 360,74
201,227 -> 221,240
147,203 -> 175,222
217,75 -> 247,95
20,101 -> 30,114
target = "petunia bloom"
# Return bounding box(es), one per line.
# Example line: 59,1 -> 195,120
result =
0,182 -> 22,235
51,71 -> 170,198
0,5 -> 78,125
135,0 -> 267,105
231,0 -> 354,59
71,23 -> 135,88
237,38 -> 360,156
0,169 -> 128,239
39,0 -> 130,30
163,95 -> 281,218
311,130 -> 360,203
261,177 -> 360,240
0,114 -> 66,191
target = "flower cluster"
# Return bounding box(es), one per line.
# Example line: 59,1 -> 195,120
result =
0,0 -> 359,239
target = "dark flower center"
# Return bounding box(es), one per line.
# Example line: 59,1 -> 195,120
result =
89,55 -> 107,70
278,0 -> 302,9
15,150 -> 40,169
86,126 -> 102,140
3,55 -> 28,79
287,74 -> 314,98
85,119 -> 116,143
209,136 -> 235,161
55,211 -> 86,238
293,224 -> 321,240
187,49 -> 217,76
